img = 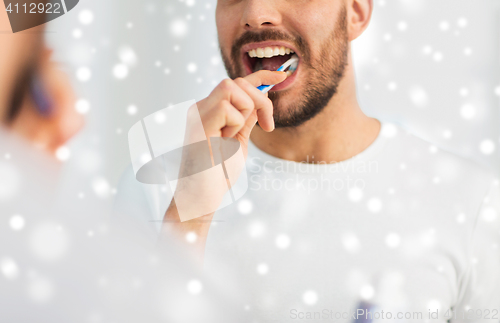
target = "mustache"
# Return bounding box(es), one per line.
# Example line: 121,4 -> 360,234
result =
230,29 -> 310,65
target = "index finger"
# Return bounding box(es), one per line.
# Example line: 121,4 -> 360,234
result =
243,70 -> 287,88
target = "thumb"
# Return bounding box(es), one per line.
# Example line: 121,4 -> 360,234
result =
243,70 -> 287,87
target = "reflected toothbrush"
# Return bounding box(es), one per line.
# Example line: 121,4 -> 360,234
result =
257,54 -> 299,93
30,72 -> 52,117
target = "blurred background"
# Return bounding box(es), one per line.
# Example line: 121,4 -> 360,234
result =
44,0 -> 500,212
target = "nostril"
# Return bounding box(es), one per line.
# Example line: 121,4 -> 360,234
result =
244,21 -> 274,30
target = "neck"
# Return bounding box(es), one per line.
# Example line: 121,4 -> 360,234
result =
250,54 -> 380,164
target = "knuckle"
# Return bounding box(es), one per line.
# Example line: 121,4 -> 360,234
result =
216,100 -> 230,115
219,78 -> 234,92
256,97 -> 271,110
260,102 -> 272,115
246,98 -> 256,111
234,77 -> 246,86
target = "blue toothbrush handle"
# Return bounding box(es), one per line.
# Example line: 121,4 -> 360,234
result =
257,84 -> 275,93
30,72 -> 52,116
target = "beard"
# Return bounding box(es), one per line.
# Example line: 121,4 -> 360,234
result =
220,6 -> 349,128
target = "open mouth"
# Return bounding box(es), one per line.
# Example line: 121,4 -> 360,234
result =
242,45 -> 300,78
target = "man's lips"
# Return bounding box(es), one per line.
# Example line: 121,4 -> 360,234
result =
239,41 -> 302,91
241,54 -> 301,92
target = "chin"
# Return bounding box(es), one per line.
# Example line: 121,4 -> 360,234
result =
269,84 -> 303,111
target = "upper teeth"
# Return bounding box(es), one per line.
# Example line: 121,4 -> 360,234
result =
248,46 -> 294,58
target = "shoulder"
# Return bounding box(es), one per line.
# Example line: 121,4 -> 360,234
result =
382,122 -> 497,186
378,122 -> 498,222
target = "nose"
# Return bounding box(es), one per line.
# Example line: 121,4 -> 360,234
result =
241,0 -> 282,30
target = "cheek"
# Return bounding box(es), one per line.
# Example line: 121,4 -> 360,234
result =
289,2 -> 338,54
216,5 -> 241,50
216,7 -> 232,37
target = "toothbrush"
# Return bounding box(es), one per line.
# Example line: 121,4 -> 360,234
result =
30,72 -> 52,117
257,54 -> 299,93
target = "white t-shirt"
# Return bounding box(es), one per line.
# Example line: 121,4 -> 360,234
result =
115,122 -> 500,322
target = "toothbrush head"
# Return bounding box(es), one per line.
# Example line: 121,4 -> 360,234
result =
277,54 -> 299,74
287,61 -> 298,74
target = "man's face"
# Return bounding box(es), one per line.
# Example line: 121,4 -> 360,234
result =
217,0 -> 349,128
0,6 -> 42,122
0,1 -> 82,153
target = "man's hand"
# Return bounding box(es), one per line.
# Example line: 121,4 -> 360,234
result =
197,70 -> 286,153
162,70 -> 287,263
10,47 -> 84,154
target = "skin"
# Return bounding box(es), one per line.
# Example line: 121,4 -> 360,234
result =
0,2 -> 82,154
163,0 -> 380,264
